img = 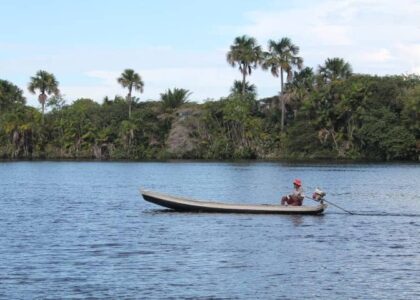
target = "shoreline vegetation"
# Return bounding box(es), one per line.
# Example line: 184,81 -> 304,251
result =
1,36 -> 419,161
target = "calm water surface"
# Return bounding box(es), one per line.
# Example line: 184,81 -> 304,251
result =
0,161 -> 419,299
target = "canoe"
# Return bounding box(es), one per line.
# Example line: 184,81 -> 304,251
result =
140,189 -> 326,215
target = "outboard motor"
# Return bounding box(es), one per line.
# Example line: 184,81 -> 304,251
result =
312,188 -> 326,203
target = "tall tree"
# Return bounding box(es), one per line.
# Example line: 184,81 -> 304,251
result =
318,57 -> 352,83
28,70 -> 59,123
117,69 -> 144,119
226,35 -> 262,96
262,37 -> 303,131
160,88 -> 191,110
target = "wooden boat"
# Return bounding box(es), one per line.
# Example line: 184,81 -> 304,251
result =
140,189 -> 326,215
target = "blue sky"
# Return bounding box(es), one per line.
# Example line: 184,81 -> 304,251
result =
1,0 -> 419,107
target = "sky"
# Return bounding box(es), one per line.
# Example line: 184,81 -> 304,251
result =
1,0 -> 419,107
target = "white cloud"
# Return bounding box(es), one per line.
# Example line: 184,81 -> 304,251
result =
222,1 -> 356,46
226,0 -> 420,75
310,24 -> 352,46
85,70 -> 120,86
6,0 -> 420,107
395,43 -> 420,74
361,48 -> 392,62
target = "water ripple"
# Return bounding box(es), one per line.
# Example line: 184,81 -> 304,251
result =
0,161 -> 419,299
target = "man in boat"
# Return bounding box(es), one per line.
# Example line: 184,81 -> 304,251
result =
281,179 -> 305,206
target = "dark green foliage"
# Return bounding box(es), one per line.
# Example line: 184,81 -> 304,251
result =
286,118 -> 327,159
0,74 -> 419,161
0,105 -> 39,159
0,80 -> 26,112
287,74 -> 419,160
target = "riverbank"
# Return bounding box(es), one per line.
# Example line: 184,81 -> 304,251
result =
1,74 -> 419,161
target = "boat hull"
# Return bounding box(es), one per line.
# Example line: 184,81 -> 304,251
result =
141,189 -> 326,215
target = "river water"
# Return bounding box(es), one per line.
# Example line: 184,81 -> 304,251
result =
0,161 -> 419,299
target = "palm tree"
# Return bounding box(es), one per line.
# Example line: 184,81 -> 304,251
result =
119,120 -> 137,153
318,58 -> 352,83
230,80 -> 257,98
226,35 -> 262,96
285,67 -> 315,117
160,88 -> 191,110
262,37 -> 303,132
290,67 -> 315,90
117,69 -> 144,119
28,70 -> 59,123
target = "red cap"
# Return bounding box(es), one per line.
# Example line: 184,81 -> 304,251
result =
293,179 -> 302,186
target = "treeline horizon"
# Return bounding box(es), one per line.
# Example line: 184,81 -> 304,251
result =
1,35 -> 419,161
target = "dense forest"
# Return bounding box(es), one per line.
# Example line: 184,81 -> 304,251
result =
1,36 -> 419,161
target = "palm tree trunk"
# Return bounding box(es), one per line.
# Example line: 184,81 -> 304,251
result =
41,102 -> 45,124
242,65 -> 246,96
128,97 -> 131,119
280,68 -> 285,132
128,87 -> 132,119
39,92 -> 47,125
